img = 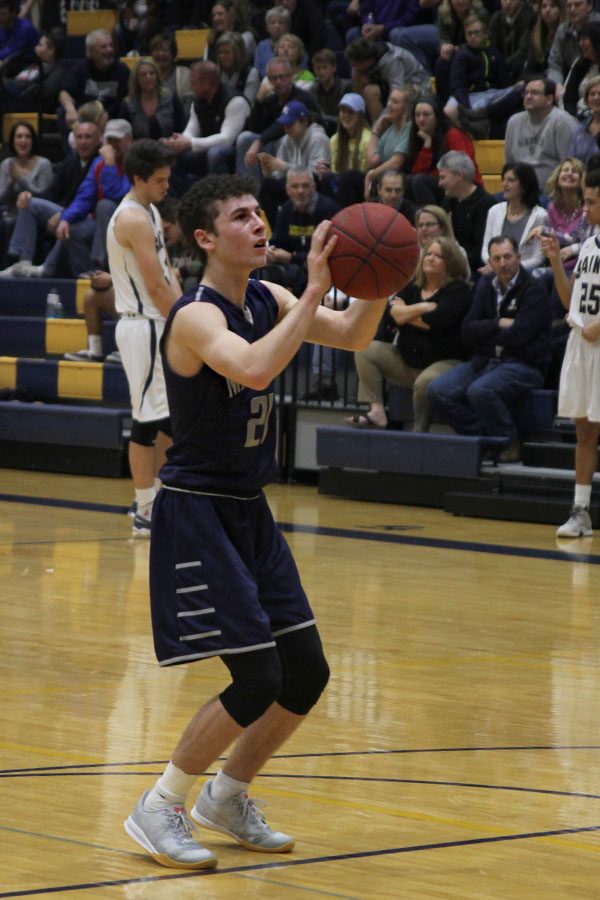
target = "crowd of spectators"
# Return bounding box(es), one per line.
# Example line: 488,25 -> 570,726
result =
3,0 -> 600,463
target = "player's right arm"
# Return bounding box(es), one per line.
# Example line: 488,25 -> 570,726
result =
540,233 -> 572,310
166,221 -> 336,389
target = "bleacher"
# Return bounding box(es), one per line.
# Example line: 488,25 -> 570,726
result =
0,275 -> 130,477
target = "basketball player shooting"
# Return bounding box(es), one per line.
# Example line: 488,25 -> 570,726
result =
123,174 -> 389,870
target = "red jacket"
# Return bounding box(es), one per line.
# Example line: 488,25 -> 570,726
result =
411,127 -> 483,186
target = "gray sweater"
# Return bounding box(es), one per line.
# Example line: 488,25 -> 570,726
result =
0,156 -> 53,210
276,123 -> 331,175
504,107 -> 578,190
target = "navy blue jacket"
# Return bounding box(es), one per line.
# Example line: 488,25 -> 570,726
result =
461,267 -> 552,372
449,42 -> 511,107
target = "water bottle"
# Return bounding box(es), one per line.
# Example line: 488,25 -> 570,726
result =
46,290 -> 63,318
366,11 -> 375,25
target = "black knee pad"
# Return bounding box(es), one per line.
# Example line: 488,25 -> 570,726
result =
276,625 -> 330,716
220,647 -> 282,727
130,417 -> 171,446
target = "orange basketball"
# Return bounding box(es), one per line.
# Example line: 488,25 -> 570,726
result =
328,203 -> 419,300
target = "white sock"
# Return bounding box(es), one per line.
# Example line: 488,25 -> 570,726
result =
574,484 -> 592,509
88,335 -> 102,357
135,487 -> 155,511
154,476 -> 162,492
209,769 -> 249,802
144,761 -> 198,810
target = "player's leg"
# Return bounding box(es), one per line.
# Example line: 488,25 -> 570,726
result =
192,625 -> 329,852
557,417 -> 600,538
64,285 -> 115,362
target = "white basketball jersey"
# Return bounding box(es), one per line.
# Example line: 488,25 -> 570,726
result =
107,196 -> 172,319
569,233 -> 600,329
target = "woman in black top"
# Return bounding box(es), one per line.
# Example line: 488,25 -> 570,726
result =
347,236 -> 473,431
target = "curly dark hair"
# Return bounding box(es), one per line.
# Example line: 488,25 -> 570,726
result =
123,138 -> 175,183
178,174 -> 259,262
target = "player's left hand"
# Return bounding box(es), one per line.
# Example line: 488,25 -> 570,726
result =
306,220 -> 336,298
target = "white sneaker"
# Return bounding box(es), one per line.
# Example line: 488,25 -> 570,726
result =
191,780 -> 294,852
105,350 -> 122,365
124,791 -> 217,870
0,262 -> 17,277
63,349 -> 104,362
132,506 -> 151,537
556,505 -> 593,538
12,261 -> 44,277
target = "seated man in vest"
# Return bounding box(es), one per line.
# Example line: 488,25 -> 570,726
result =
162,60 -> 249,192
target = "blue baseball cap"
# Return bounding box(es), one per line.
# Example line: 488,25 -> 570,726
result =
277,100 -> 310,126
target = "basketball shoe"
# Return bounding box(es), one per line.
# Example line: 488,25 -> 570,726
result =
556,506 -> 593,538
132,506 -> 152,537
124,791 -> 217,869
191,780 -> 294,852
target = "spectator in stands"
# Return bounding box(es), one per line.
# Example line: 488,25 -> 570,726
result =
0,119 -> 101,277
272,32 -> 315,87
347,236 -> 473,431
0,120 -> 52,214
149,32 -> 191,108
563,21 -> 600,118
0,0 -> 38,74
415,202 -> 470,274
115,0 -> 163,56
540,171 -> 600,538
504,76 -> 578,192
266,163 -> 340,299
428,235 -> 552,462
570,73 -> 600,162
362,85 -> 414,201
404,96 -> 481,205
0,28 -> 65,128
307,47 -> 351,137
434,0 -> 488,106
253,6 -> 291,78
547,0 -> 600,100
315,91 -> 372,205
384,3 -> 441,75
216,31 -> 260,105
207,0 -> 256,64
444,13 -> 518,137
162,60 -> 248,186
58,28 -> 130,142
345,37 -> 431,122
258,99 -> 330,225
235,56 -> 321,177
343,0 -> 438,70
437,150 -> 495,273
121,57 -> 186,141
529,157 -> 586,271
480,163 -> 548,275
488,0 -> 535,82
46,118 -> 132,276
278,0 -> 327,57
524,0 -> 566,77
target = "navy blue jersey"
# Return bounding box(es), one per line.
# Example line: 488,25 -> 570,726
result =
159,279 -> 280,492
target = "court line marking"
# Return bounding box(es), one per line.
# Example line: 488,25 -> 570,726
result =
233,873 -> 362,899
2,824 -> 600,898
2,744 -> 600,776
1,491 -> 599,563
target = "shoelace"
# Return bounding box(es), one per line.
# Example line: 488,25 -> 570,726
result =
237,795 -> 269,832
165,807 -> 199,843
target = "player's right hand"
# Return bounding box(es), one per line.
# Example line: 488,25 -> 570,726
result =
307,220 -> 337,299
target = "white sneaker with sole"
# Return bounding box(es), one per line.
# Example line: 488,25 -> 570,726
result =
124,791 -> 217,870
191,780 -> 295,852
132,507 -> 152,537
63,349 -> 104,362
556,505 -> 593,538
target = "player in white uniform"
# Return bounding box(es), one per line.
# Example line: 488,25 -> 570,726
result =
541,169 -> 600,538
107,139 -> 182,536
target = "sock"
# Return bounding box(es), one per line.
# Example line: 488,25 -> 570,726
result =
209,769 -> 250,802
88,335 -> 102,357
154,476 -> 162,492
574,484 -> 592,509
144,761 -> 198,811
135,486 -> 155,513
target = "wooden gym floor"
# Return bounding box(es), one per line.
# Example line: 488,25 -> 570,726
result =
1,468 -> 599,899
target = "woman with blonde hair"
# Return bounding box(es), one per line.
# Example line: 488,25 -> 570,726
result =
415,204 -> 470,277
363,85 -> 418,199
121,57 -> 186,139
346,235 -> 473,431
530,157 -> 587,273
274,33 -> 314,85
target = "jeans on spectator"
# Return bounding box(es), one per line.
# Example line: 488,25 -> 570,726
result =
9,197 -> 63,262
66,198 -> 117,275
388,24 -> 439,73
427,357 -> 544,440
447,85 -> 517,112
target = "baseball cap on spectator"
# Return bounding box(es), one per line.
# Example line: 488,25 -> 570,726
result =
339,93 -> 365,114
277,100 -> 310,126
103,119 -> 133,140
